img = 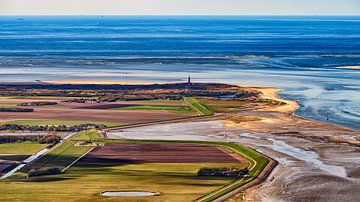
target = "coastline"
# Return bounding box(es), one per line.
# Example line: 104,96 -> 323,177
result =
336,65 -> 360,70
42,80 -> 158,85
21,79 -> 357,132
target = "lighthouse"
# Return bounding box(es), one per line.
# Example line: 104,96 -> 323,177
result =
187,75 -> 191,85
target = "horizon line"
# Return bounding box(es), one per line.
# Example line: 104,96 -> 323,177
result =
0,14 -> 359,16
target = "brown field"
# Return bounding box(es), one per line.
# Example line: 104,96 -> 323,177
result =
0,97 -> 186,124
80,143 -> 245,165
76,103 -> 141,109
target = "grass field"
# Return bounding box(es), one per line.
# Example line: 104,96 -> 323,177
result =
0,142 -> 48,156
0,120 -> 127,128
0,143 -> 49,161
72,130 -> 102,141
1,162 -> 241,202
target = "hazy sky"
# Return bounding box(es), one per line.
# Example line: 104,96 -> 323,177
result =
0,0 -> 359,15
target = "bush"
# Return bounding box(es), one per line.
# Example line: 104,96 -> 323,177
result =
197,167 -> 249,178
0,135 -> 61,144
28,167 -> 61,177
0,107 -> 33,112
18,101 -> 58,106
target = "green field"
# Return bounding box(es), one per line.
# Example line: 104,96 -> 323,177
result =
72,130 -> 102,141
0,142 -> 49,161
1,162 -> 241,202
0,120 -> 127,128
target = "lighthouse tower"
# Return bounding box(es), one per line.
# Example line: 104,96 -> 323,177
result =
187,75 -> 191,85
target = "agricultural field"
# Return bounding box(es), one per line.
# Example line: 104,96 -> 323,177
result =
0,142 -> 50,176
0,128 -> 271,202
0,83 -> 274,201
0,96 -> 197,128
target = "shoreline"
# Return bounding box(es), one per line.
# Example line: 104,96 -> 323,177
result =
2,79 -> 357,131
42,80 -> 159,85
336,65 -> 360,70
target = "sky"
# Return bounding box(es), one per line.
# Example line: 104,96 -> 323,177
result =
0,0 -> 359,15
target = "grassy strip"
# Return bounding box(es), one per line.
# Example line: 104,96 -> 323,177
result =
0,120 -> 126,128
185,97 -> 214,116
112,105 -> 193,112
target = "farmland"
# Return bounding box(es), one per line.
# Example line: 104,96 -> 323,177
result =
0,83 -> 276,201
1,132 -> 257,202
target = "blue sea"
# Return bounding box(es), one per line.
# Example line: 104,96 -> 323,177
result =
0,16 -> 359,129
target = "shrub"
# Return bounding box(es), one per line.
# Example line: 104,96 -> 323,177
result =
0,107 -> 33,112
18,101 -> 58,106
28,167 -> 61,177
197,167 -> 249,178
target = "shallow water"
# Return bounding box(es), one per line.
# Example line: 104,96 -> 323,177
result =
0,16 -> 359,129
101,191 -> 159,197
269,139 -> 347,178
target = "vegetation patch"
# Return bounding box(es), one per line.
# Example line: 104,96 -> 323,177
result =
18,101 -> 58,107
0,107 -> 33,112
0,135 -> 60,144
197,167 -> 249,178
0,123 -> 106,132
28,167 -> 61,177
259,98 -> 287,106
72,130 -> 102,142
226,115 -> 262,123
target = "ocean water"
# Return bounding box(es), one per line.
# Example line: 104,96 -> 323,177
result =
0,16 -> 359,129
